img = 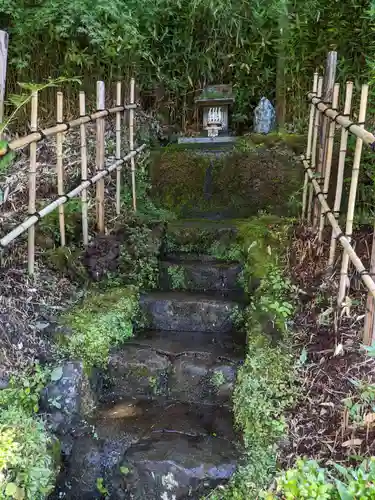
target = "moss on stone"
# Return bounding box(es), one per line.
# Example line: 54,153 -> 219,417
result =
151,142 -> 303,218
60,286 -> 139,369
151,146 -> 210,214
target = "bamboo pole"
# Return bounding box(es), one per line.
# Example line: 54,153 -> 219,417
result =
28,92 -> 38,275
337,84 -> 369,306
302,72 -> 319,219
307,76 -> 323,224
302,156 -> 375,299
328,81 -> 354,268
129,78 -> 136,212
56,91 -> 66,246
364,226 -> 375,345
8,104 -> 137,153
0,30 -> 9,131
115,82 -> 122,215
319,52 -> 338,182
313,53 -> 337,230
96,81 -> 105,233
306,93 -> 375,146
79,91 -> 89,246
0,145 -> 146,248
318,82 -> 340,241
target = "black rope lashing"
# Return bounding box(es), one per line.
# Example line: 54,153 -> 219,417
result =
334,231 -> 345,240
37,128 -> 48,141
81,178 -> 94,186
345,121 -> 366,133
29,211 -> 42,220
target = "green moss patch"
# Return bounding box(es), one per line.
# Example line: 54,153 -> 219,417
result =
151,147 -> 210,214
60,287 -> 139,369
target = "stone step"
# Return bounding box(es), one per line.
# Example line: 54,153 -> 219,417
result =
140,291 -> 243,333
164,219 -> 240,254
52,400 -> 238,499
159,257 -> 242,292
102,335 -> 242,405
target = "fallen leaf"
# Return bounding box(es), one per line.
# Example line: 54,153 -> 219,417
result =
334,343 -> 344,356
342,438 -> 363,447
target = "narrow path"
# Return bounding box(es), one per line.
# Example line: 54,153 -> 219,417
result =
54,218 -> 246,499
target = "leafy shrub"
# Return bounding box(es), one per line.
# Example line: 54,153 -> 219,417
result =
0,364 -> 57,499
269,457 -> 375,499
0,408 -> 56,499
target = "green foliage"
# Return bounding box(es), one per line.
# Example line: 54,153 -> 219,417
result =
0,77 -> 80,136
207,216 -> 297,499
60,287 -> 139,368
38,198 -> 84,246
268,457 -> 375,499
122,158 -> 175,223
0,408 -> 56,499
167,265 -> 186,289
118,223 -> 160,290
0,364 -> 50,415
343,378 -> 375,425
2,0 -> 373,128
0,364 -> 57,499
96,477 -> 109,496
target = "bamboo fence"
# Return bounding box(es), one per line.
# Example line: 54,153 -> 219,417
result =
0,78 -> 145,275
301,53 -> 375,345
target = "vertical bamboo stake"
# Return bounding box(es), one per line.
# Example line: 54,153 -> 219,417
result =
56,92 -> 66,246
302,72 -> 318,219
319,51 -> 338,181
96,81 -> 105,233
129,78 -> 136,212
79,91 -> 89,246
28,92 -> 38,275
337,84 -> 369,306
0,30 -> 9,132
364,226 -> 375,345
318,82 -> 339,241
307,76 -> 323,224
328,81 -> 354,267
313,52 -> 337,229
115,82 -> 122,215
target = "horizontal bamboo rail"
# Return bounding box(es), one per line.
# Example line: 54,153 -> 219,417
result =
0,144 -> 146,248
307,93 -> 375,148
302,155 -> 375,300
7,103 -> 137,152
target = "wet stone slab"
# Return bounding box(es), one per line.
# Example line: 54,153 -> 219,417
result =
140,291 -> 242,333
102,340 -> 241,405
51,400 -> 238,499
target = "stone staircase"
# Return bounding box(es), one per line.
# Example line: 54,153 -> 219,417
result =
52,219 -> 246,499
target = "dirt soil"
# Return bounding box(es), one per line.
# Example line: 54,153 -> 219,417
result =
285,224 -> 375,467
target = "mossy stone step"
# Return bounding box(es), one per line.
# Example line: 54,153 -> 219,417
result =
102,340 -> 241,405
164,218 -> 241,254
139,291 -> 243,333
159,257 -> 242,292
